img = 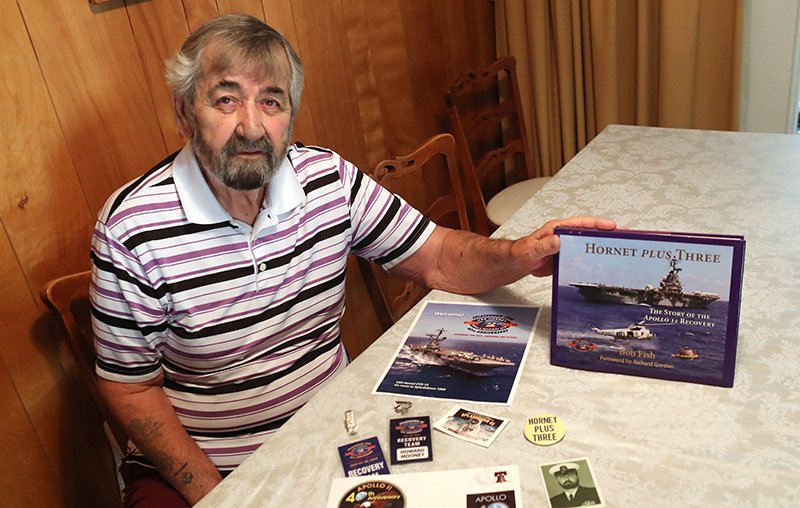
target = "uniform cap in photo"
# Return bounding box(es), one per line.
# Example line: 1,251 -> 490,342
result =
549,463 -> 580,475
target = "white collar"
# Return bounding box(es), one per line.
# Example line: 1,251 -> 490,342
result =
173,142 -> 304,225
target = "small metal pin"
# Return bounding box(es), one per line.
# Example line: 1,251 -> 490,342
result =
394,400 -> 413,415
344,410 -> 358,435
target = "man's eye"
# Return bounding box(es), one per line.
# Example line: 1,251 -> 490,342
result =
262,99 -> 282,110
215,97 -> 238,111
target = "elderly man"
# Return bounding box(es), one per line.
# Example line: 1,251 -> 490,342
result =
90,13 -> 613,506
548,463 -> 602,507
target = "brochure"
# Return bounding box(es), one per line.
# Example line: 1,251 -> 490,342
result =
373,301 -> 540,404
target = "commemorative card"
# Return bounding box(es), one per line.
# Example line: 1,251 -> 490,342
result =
337,436 -> 390,478
327,464 -> 522,508
433,406 -> 509,448
389,416 -> 433,465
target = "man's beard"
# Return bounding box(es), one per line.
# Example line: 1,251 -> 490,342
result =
558,479 -> 578,489
193,131 -> 287,191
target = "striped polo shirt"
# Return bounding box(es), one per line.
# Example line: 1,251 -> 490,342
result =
90,142 -> 434,471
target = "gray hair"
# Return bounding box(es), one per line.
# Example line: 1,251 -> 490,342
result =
165,13 -> 304,119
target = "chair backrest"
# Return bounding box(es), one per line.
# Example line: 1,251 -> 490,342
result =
359,133 -> 469,327
445,55 -> 537,236
40,271 -> 128,455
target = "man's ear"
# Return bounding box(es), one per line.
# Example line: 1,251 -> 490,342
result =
173,97 -> 193,139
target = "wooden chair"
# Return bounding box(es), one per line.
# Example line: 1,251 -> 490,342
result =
445,55 -> 551,236
359,133 -> 470,328
40,270 -> 127,498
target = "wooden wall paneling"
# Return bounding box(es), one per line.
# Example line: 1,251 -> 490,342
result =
340,256 -> 385,359
360,0 -> 418,160
181,0 -> 219,31
441,0 -> 497,84
39,312 -> 123,508
18,0 -> 167,215
398,1 -> 450,138
0,0 -> 95,296
218,0 -> 266,19
1,0 -> 112,504
342,0 -> 386,169
0,229 -> 119,507
0,354 -> 63,507
469,1 -> 497,69
290,0 -> 368,168
125,0 -> 193,153
262,0 -> 319,145
287,0 -> 384,352
439,0 -> 497,231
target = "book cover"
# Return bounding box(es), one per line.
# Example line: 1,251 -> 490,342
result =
551,227 -> 745,387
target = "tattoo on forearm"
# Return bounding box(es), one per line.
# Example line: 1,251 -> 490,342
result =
175,462 -> 194,484
458,235 -> 481,259
129,417 -> 164,440
128,418 -> 196,486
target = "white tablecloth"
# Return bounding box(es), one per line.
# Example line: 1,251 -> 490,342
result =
198,125 -> 800,507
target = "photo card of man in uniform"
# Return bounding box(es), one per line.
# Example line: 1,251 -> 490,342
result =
539,457 -> 605,507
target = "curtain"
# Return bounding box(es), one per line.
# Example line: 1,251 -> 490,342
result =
496,0 -> 744,177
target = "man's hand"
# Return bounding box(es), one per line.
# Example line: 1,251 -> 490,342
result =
511,216 -> 617,277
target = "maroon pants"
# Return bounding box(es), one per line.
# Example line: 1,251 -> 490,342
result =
120,461 -> 190,508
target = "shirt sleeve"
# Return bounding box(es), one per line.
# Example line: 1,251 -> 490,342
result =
90,218 -> 168,383
342,158 -> 436,270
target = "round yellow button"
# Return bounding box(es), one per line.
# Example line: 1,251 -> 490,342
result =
524,414 -> 565,446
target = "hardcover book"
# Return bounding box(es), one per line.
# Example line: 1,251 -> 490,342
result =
551,227 -> 745,387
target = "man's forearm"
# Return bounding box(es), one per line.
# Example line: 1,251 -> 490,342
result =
98,376 -> 222,504
391,227 -> 535,294
392,217 -> 616,295
430,229 -> 529,294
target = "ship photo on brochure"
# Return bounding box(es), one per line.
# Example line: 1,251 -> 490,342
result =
373,301 -> 540,405
551,227 -> 745,387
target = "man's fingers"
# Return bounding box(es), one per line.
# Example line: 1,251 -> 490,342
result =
523,217 -> 616,276
553,216 -> 616,230
532,216 -> 616,240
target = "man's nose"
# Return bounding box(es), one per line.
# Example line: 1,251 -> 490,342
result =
237,102 -> 264,140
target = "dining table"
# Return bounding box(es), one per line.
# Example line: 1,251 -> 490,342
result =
197,124 -> 800,507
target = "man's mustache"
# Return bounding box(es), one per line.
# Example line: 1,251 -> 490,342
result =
224,135 -> 274,155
